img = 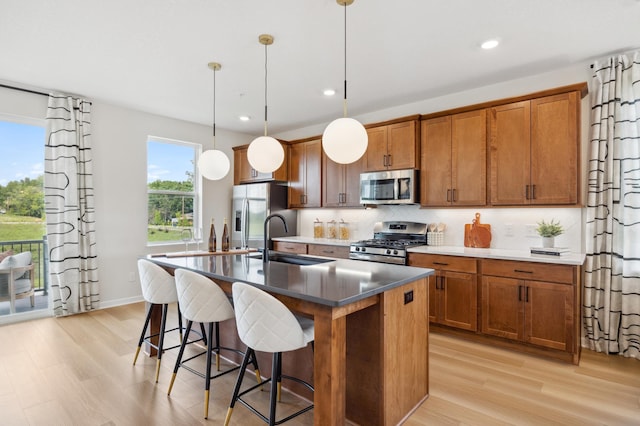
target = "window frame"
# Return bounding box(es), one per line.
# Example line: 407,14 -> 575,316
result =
146,135 -> 202,247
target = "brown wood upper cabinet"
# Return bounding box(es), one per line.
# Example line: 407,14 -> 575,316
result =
364,120 -> 419,172
233,144 -> 288,185
489,91 -> 580,205
421,109 -> 487,207
288,139 -> 322,208
322,150 -> 365,207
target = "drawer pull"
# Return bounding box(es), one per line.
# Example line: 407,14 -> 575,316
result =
514,269 -> 533,274
433,262 -> 449,266
322,250 -> 334,254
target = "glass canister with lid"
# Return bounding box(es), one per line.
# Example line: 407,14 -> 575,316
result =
313,218 -> 324,238
327,220 -> 338,239
339,219 -> 349,240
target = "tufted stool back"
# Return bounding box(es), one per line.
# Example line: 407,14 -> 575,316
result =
232,282 -> 314,353
175,269 -> 234,324
137,259 -> 178,304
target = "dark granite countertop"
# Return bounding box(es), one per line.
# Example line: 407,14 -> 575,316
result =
146,253 -> 433,307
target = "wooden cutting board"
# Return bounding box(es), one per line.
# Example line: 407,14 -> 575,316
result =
464,213 -> 491,248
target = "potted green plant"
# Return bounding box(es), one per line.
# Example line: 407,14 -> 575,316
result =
536,219 -> 563,248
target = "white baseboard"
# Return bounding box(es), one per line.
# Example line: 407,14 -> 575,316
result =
98,295 -> 144,309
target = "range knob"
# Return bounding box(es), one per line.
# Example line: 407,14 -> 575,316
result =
361,247 -> 366,252
386,249 -> 391,255
393,250 -> 399,255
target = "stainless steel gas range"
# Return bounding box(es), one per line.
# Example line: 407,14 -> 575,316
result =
349,221 -> 428,265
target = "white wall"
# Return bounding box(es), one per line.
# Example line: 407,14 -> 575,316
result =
90,102 -> 252,307
0,86 -> 252,308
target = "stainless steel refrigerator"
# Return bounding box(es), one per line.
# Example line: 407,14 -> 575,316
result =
231,182 -> 297,250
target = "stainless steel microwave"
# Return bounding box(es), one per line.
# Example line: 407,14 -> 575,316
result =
360,169 -> 418,205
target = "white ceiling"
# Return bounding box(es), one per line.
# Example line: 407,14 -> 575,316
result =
2,0 -> 640,136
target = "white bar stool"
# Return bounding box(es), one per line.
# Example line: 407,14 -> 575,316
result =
133,259 -> 206,382
224,282 -> 314,426
168,268 -> 261,419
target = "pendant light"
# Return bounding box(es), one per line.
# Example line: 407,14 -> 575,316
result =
322,0 -> 368,164
198,62 -> 230,180
247,34 -> 284,173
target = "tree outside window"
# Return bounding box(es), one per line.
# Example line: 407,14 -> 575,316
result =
147,137 -> 200,245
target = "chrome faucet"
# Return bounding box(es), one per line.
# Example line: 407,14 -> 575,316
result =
263,213 -> 288,262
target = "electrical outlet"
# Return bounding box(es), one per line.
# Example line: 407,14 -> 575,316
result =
128,271 -> 136,283
525,224 -> 538,237
505,223 -> 514,236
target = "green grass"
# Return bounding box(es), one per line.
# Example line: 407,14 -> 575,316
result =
148,226 -> 190,243
0,214 -> 46,242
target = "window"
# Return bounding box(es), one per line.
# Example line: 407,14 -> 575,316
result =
0,114 -> 49,317
147,136 -> 200,245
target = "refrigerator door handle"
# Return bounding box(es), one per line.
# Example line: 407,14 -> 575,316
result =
241,198 -> 249,249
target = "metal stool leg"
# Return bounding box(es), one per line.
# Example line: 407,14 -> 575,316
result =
167,319 -> 193,395
154,303 -> 169,383
204,322 -> 214,419
133,303 -> 154,365
224,348 -> 255,426
269,352 -> 281,426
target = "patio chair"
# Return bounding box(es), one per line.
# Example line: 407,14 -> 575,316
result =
0,251 -> 35,314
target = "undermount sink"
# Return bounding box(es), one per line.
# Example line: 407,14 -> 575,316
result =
248,252 -> 333,266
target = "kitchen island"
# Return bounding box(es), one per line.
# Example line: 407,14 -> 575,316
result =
147,253 -> 433,426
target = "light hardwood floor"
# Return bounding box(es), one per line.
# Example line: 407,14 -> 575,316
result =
0,302 -> 638,425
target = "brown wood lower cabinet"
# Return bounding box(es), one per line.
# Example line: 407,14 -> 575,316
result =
480,259 -> 579,363
272,241 -> 307,254
307,243 -> 350,259
408,254 -> 477,331
409,253 -> 581,363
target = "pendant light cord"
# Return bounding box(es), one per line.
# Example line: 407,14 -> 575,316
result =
343,1 -> 348,118
212,66 -> 216,148
264,42 -> 269,137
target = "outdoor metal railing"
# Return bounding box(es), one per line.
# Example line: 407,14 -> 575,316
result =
0,238 -> 48,294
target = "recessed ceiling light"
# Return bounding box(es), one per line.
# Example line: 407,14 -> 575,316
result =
239,115 -> 250,121
481,39 -> 500,50
323,89 -> 336,96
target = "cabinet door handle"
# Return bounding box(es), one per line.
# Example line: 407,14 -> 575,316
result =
514,269 -> 533,274
525,185 -> 530,200
452,188 -> 457,202
446,189 -> 451,202
531,184 -> 536,200
525,286 -> 530,303
387,154 -> 392,167
383,155 -> 388,167
518,285 -> 523,301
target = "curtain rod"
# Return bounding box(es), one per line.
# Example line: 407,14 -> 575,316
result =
589,47 -> 640,68
0,83 -> 48,97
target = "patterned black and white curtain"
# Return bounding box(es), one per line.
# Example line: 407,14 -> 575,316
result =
584,51 -> 640,358
45,94 -> 99,316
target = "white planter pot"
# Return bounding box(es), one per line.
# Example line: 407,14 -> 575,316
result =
541,236 -> 555,248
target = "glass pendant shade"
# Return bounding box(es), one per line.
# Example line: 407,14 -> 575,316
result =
247,135 -> 284,173
322,117 -> 368,164
198,149 -> 230,180
199,61 -> 230,181
247,34 -> 283,174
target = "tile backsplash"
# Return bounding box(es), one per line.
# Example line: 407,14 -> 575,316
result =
298,205 -> 585,252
